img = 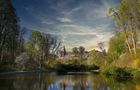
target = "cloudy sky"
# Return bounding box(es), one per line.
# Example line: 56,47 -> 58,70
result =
12,0 -> 121,51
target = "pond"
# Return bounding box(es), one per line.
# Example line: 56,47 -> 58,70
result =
0,72 -> 140,90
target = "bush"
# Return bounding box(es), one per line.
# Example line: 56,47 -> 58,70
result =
102,66 -> 118,75
0,64 -> 16,72
133,72 -> 140,79
102,66 -> 137,77
115,68 -> 134,77
15,53 -> 39,71
50,59 -> 99,73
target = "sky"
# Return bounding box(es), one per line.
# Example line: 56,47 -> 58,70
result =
12,0 -> 121,51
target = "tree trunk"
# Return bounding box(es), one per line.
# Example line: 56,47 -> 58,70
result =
123,25 -> 132,54
129,20 -> 137,56
131,32 -> 137,55
0,28 -> 7,62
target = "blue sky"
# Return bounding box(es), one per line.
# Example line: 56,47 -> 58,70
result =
12,0 -> 121,51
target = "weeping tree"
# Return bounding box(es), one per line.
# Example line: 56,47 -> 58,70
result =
0,0 -> 20,64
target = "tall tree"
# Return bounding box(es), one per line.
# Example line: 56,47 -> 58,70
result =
0,0 -> 20,63
98,42 -> 105,52
26,31 -> 61,68
72,47 -> 78,56
107,31 -> 126,63
98,42 -> 106,59
109,0 -> 140,56
27,31 -> 48,68
49,36 -> 61,55
79,46 -> 85,60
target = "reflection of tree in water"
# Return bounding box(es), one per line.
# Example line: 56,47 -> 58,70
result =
43,74 -> 140,90
0,78 -> 15,90
43,75 -> 91,90
89,74 -> 140,90
56,75 -> 90,90
13,74 -> 45,90
3,73 -> 56,90
1,74 -> 140,90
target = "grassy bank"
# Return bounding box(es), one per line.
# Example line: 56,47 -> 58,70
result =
101,66 -> 140,79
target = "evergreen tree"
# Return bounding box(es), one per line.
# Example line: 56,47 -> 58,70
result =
0,0 -> 20,63
63,46 -> 67,57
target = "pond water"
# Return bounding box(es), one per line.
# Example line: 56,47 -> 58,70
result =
0,72 -> 140,90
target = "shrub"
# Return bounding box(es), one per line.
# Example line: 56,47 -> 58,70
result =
115,68 -> 134,77
102,66 -> 137,77
102,66 -> 118,75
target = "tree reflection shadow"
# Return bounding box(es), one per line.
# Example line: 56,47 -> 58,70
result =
0,73 -> 140,90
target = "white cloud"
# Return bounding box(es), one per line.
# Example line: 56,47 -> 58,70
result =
57,17 -> 72,23
62,6 -> 82,17
56,23 -> 114,51
20,0 -> 119,51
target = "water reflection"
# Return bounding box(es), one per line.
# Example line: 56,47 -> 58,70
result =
0,73 -> 140,90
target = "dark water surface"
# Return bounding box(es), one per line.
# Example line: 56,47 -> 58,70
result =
0,72 -> 140,90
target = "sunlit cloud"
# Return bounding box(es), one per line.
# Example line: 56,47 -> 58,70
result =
13,0 -> 121,51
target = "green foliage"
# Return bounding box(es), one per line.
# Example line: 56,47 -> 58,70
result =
106,31 -> 126,63
0,0 -> 21,64
102,66 -> 137,77
136,49 -> 140,59
133,70 -> 140,79
72,47 -> 78,56
79,46 -> 85,60
26,31 -> 49,69
47,59 -> 99,73
102,66 -> 118,75
15,53 -> 39,71
26,42 -> 38,58
102,0 -> 140,78
0,65 -> 16,72
91,49 -> 105,67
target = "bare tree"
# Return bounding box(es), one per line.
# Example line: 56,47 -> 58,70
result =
79,46 -> 85,60
98,42 -> 106,57
98,42 -> 105,51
